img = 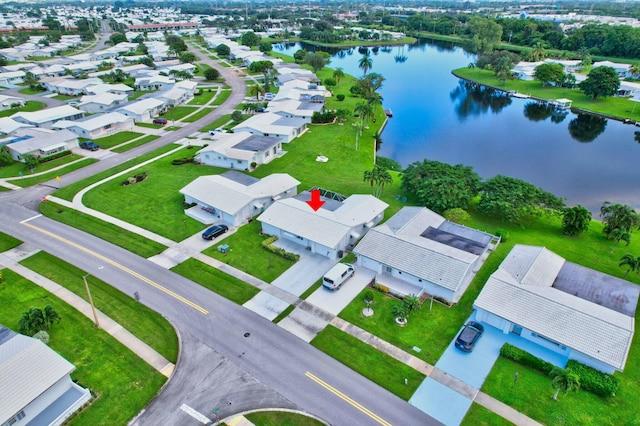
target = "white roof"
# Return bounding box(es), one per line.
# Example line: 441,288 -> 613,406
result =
11,105 -> 82,125
474,245 -> 635,371
118,98 -> 165,115
54,112 -> 132,132
180,173 -> 300,215
157,87 -> 189,102
259,193 -> 388,249
593,60 -> 631,71
233,112 -> 305,135
85,83 -> 134,95
197,132 -> 280,161
79,92 -> 128,107
0,71 -> 25,79
0,95 -> 24,104
7,128 -> 77,155
0,117 -> 32,134
0,327 -> 75,424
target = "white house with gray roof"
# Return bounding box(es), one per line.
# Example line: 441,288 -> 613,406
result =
117,98 -> 166,122
258,191 -> 388,259
77,93 -> 129,113
353,207 -> 498,302
0,325 -> 91,426
4,128 -> 78,162
232,112 -> 307,143
474,245 -> 637,373
179,171 -> 300,226
195,132 -> 283,170
53,112 -> 134,140
11,105 -> 84,128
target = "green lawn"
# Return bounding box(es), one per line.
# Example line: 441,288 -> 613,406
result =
170,258 -> 259,304
211,89 -> 231,106
18,86 -> 46,95
244,412 -> 324,426
202,220 -> 296,283
311,326 -> 425,401
0,269 -> 166,426
20,251 -> 178,362
0,100 -> 46,118
0,231 -> 21,252
182,107 -> 215,122
130,90 -> 149,100
461,403 -> 514,426
0,153 -> 85,178
188,89 -> 218,105
12,158 -> 97,188
199,114 -> 232,132
111,135 -> 160,153
135,122 -> 164,129
40,201 -> 167,258
93,131 -> 144,149
53,94 -> 77,101
165,106 -> 200,121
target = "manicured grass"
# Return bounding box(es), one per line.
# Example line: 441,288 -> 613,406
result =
0,153 -> 84,178
244,411 -> 324,426
199,114 -> 232,132
40,201 -> 167,258
165,106 -> 200,121
0,269 -> 166,426
300,278 -> 323,300
211,89 -> 231,106
311,326 -> 425,401
53,94 -> 77,101
165,126 -> 181,131
188,89 -> 218,105
20,251 -> 178,362
111,135 -> 160,153
130,90 -> 152,100
461,403 -> 514,426
13,158 -> 97,188
18,86 -> 46,95
53,144 -> 178,201
182,107 -> 215,123
93,131 -> 144,149
0,231 -> 21,252
202,220 -> 295,283
0,100 -> 46,117
170,258 -> 259,304
454,67 -> 640,121
135,122 -> 164,129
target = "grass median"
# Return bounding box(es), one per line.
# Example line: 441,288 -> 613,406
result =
0,231 -> 21,251
0,153 -> 85,179
20,251 -> 178,362
0,269 -> 166,426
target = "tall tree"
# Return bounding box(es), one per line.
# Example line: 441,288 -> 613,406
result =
550,368 -> 580,401
363,165 -> 393,198
240,31 -> 260,47
305,52 -> 330,73
358,54 -> 373,76
465,16 -> 503,54
579,66 -> 620,99
561,205 -> 591,237
619,254 -> 640,278
332,67 -> 345,86
534,63 -> 565,87
248,83 -> 265,100
600,202 -> 640,238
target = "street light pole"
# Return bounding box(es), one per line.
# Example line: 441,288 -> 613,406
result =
83,274 -> 100,328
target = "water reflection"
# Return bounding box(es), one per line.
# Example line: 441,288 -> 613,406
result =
568,114 -> 608,143
523,102 -> 568,124
450,81 -> 512,119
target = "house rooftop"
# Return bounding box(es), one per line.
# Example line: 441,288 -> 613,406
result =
54,112 -> 132,132
11,105 -> 82,124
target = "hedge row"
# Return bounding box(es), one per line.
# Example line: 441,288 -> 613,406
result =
40,150 -> 71,163
566,360 -> 620,397
500,344 -> 619,397
260,236 -> 300,262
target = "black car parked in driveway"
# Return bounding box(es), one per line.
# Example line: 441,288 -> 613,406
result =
455,321 -> 484,352
202,224 -> 228,240
79,141 -> 100,151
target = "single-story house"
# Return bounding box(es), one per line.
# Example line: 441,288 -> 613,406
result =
156,87 -> 193,107
63,61 -> 99,75
511,61 -> 543,81
12,105 -> 84,128
0,70 -> 25,86
163,63 -> 197,75
232,112 -> 307,143
0,95 -> 26,111
4,128 -> 78,162
354,207 -> 499,302
474,245 -> 638,374
0,325 -> 91,426
117,98 -> 166,122
53,112 -> 134,140
195,132 -> 283,170
41,77 -> 104,96
0,117 -> 33,136
179,171 -> 300,225
267,99 -> 324,123
134,75 -> 175,91
617,81 -> 640,97
173,79 -> 198,94
77,93 -> 129,113
85,83 -> 134,96
593,60 -> 632,78
258,191 -> 388,259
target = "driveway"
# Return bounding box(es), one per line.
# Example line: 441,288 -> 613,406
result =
306,265 -> 375,316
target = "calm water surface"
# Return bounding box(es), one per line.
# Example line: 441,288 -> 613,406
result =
274,40 -> 640,212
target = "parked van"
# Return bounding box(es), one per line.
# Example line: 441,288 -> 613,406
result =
322,263 -> 355,291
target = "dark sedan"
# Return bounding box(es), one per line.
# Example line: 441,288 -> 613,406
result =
79,141 -> 100,151
454,321 -> 484,352
202,224 -> 228,240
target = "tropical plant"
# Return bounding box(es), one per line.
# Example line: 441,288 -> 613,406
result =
305,52 -> 330,73
600,202 -> 640,237
204,67 -> 219,81
529,41 -> 548,61
23,71 -> 39,89
561,205 -> 592,237
333,67 -> 345,85
402,294 -> 421,313
392,304 -> 409,322
363,165 -> 393,198
358,54 -> 373,76
550,368 -> 580,401
248,84 -> 265,101
534,63 -> 565,87
18,305 -> 61,336
608,228 -> 632,253
22,154 -> 38,172
354,101 -> 373,125
619,253 -> 640,278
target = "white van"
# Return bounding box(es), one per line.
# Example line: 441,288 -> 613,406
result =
322,263 -> 355,291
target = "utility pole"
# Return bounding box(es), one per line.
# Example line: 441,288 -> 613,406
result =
83,274 -> 100,328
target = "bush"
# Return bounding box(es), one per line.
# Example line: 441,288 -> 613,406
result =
499,343 -> 554,374
39,150 -> 71,163
311,110 -> 337,124
375,156 -> 402,171
171,157 -> 194,165
231,110 -> 243,122
204,67 -> 220,81
566,360 -> 620,397
336,94 -> 345,101
373,283 -> 390,293
261,236 -> 300,261
495,228 -> 509,242
443,208 -> 471,224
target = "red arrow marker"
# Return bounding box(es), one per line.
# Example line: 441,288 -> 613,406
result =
306,189 -> 325,211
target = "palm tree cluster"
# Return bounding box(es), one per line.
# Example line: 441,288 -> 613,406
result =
600,202 -> 640,253
550,367 -> 580,401
619,253 -> 640,278
363,165 -> 393,198
18,305 -> 61,336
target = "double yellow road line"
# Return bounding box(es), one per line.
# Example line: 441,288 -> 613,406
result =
305,371 -> 391,426
22,220 -> 208,315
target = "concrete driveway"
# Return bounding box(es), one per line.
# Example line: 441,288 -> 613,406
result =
306,265 -> 375,316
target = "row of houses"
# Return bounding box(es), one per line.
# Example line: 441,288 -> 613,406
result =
0,35 -> 82,62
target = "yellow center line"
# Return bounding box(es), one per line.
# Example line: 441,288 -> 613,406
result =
305,371 -> 392,426
22,221 -> 209,315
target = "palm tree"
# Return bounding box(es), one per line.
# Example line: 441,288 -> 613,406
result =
333,67 -> 345,86
363,165 -> 393,197
630,64 -> 640,79
358,54 -> 373,76
354,101 -> 372,125
550,368 -> 580,401
529,42 -> 548,62
248,83 -> 265,101
561,205 -> 592,237
609,228 -> 632,253
619,254 -> 640,278
368,94 -> 383,121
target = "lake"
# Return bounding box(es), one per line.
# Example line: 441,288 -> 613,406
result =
273,40 -> 640,213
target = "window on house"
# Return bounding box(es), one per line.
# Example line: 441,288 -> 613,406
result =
386,266 -> 392,273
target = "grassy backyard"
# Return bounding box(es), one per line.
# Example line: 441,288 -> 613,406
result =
20,251 -> 178,362
0,269 -> 166,426
0,100 -> 45,118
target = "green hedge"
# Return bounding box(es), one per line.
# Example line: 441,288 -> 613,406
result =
261,236 -> 300,261
500,343 -> 554,374
566,360 -> 620,397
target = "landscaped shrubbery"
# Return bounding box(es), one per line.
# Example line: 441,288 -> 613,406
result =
566,360 -> 620,397
499,344 -> 554,374
311,110 -> 337,124
171,157 -> 194,165
261,236 -> 300,261
336,94 -> 345,101
121,171 -> 148,186
40,150 -> 72,163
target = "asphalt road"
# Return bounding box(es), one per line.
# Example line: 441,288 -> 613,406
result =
0,48 -> 440,425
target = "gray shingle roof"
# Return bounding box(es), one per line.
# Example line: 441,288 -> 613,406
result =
474,246 -> 635,370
